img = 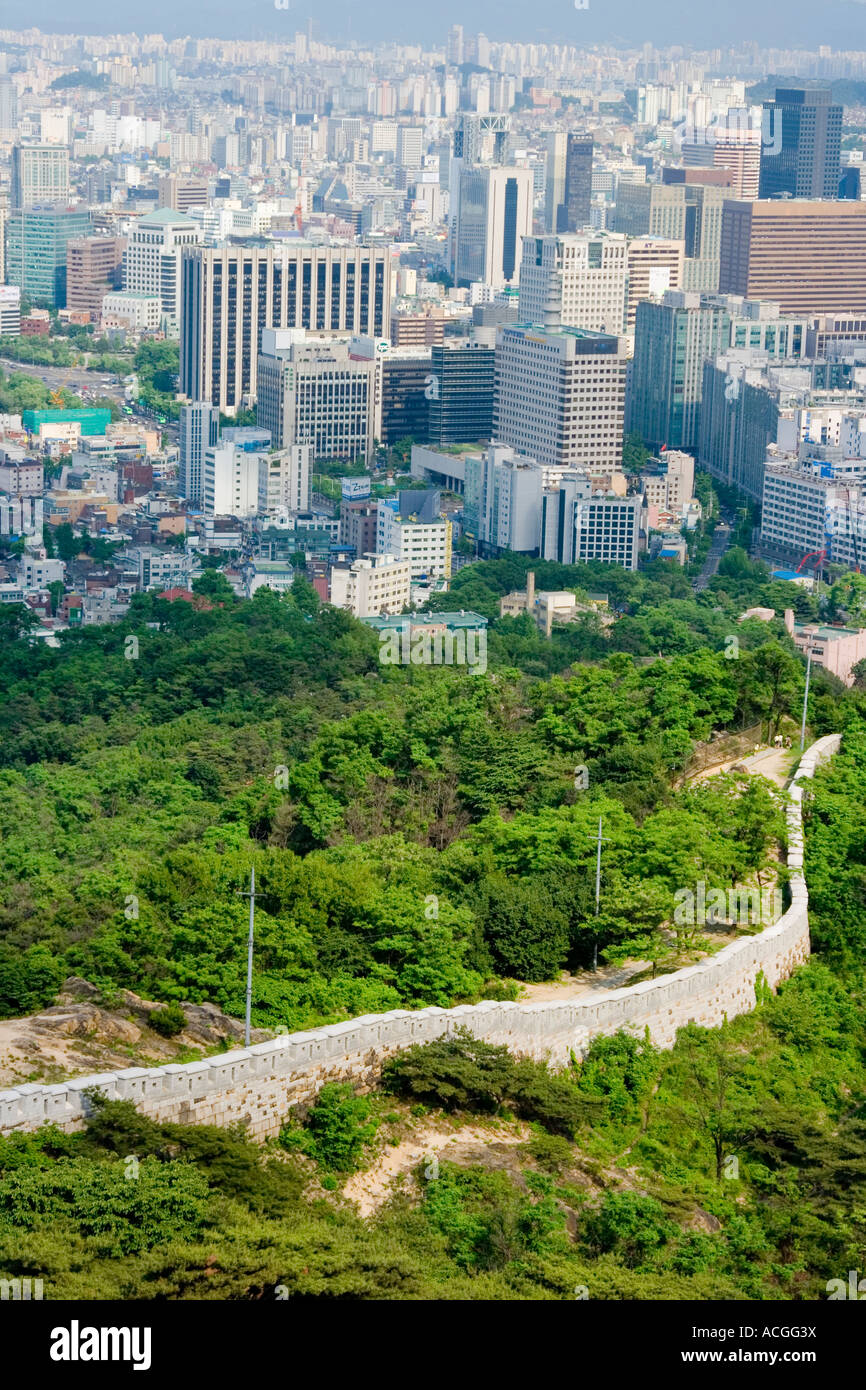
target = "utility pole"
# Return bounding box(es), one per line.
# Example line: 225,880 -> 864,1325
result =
235,867 -> 256,1047
592,816 -> 610,972
799,643 -> 815,752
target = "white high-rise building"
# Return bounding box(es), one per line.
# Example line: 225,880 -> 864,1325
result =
257,445 -> 312,515
203,442 -> 260,517
455,165 -> 534,291
11,144 -> 69,208
464,444 -> 547,554
494,324 -> 628,474
396,125 -> 424,169
518,232 -> 629,334
375,503 -> 452,578
179,401 -> 219,505
256,328 -> 378,464
123,207 -> 201,338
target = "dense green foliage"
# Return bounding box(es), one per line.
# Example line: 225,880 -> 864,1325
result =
0,555 -> 836,1027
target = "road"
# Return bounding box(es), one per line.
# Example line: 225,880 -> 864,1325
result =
693,521 -> 732,592
0,357 -> 128,405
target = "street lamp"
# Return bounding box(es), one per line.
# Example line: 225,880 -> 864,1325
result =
799,642 -> 816,752
235,867 -> 256,1048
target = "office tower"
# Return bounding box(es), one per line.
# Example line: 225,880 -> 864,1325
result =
628,290 -> 732,451
613,179 -> 725,291
546,133 -> 593,233
427,342 -> 495,445
10,145 -> 70,209
0,199 -> 6,284
494,324 -> 628,473
759,88 -> 842,200
572,491 -> 643,570
455,165 -> 534,290
0,75 -> 18,137
806,314 -> 866,357
698,355 -> 781,500
179,401 -> 219,504
158,175 -> 209,213
257,446 -> 312,515
66,236 -> 124,318
518,231 -> 629,334
446,25 -> 464,66
124,207 -> 201,338
0,285 -> 21,337
464,444 -> 546,554
719,200 -> 866,314
396,125 -> 423,170
6,208 -> 91,307
625,236 -> 684,335
713,132 -> 761,199
381,354 -> 431,444
203,441 -> 260,517
180,244 -> 391,413
256,329 -> 378,463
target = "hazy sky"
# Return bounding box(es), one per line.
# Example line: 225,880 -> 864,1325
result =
3,0 -> 866,51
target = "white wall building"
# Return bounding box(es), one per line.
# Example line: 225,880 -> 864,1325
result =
257,445 -> 312,515
123,207 -> 201,338
518,232 -> 629,335
330,552 -> 412,617
203,442 -> 260,517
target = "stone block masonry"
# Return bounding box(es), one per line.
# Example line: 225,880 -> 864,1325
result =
0,735 -> 841,1140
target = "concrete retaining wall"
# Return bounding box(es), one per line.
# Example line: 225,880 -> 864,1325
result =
0,734 -> 841,1140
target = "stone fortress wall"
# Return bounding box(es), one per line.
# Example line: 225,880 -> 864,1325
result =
0,735 -> 841,1140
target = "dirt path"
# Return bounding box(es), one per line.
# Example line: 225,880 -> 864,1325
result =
688,744 -> 797,789
342,1118 -> 528,1218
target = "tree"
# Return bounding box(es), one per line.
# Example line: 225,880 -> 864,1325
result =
622,431 -> 650,475
47,580 -> 65,616
672,1025 -> 751,1182
475,873 -> 570,981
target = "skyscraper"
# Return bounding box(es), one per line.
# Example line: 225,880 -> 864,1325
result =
719,199 -> 866,313
455,165 -> 533,290
759,88 -> 842,200
628,291 -> 732,451
123,207 -> 202,338
518,232 -> 629,334
10,145 -> 70,209
256,329 -> 378,463
66,237 -> 124,318
180,244 -> 391,413
546,133 -> 593,233
427,342 -> 495,445
6,207 -> 91,307
179,401 -> 219,505
494,324 -> 628,473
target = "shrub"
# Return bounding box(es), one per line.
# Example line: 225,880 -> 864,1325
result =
149,1002 -> 187,1038
302,1083 -> 378,1173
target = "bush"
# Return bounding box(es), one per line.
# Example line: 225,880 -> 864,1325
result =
149,1002 -> 187,1038
301,1083 -> 378,1173
383,1031 -> 590,1137
581,1191 -> 676,1268
0,945 -> 63,1016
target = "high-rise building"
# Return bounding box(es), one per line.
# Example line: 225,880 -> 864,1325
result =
66,236 -> 125,319
0,286 -> 21,337
494,324 -> 628,473
157,175 -> 209,214
330,553 -> 412,618
10,145 -> 69,209
0,75 -> 17,138
628,290 -> 732,451
376,493 -> 452,578
396,125 -> 424,170
179,401 -> 219,505
759,88 -> 842,200
256,328 -> 378,463
719,200 -> 866,314
180,244 -> 391,413
427,342 -> 495,445
625,236 -> 685,335
446,24 -> 464,66
381,354 -> 431,445
455,165 -> 534,290
698,354 -> 782,501
713,134 -> 761,200
613,179 -> 725,291
257,446 -> 312,515
518,231 -> 629,334
546,133 -> 593,233
123,207 -> 202,338
6,207 -> 91,307
203,441 -> 260,517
